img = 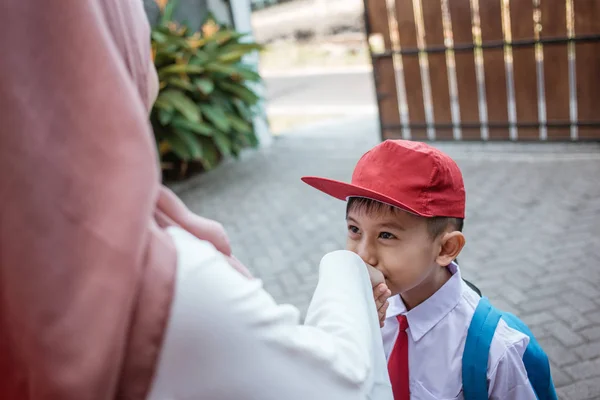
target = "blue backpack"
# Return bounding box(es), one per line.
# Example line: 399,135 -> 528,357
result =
462,297 -> 558,400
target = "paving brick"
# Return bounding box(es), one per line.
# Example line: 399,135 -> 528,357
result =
173,115 -> 600,392
563,292 -> 599,313
503,272 -> 537,291
559,377 -> 600,400
539,337 -> 581,367
554,306 -> 595,331
526,283 -> 567,302
262,280 -> 285,301
538,271 -> 583,286
550,363 -> 574,388
574,342 -> 600,361
567,280 -> 600,299
580,325 -> 600,341
295,259 -> 317,278
519,296 -> 564,314
521,311 -> 555,327
530,325 -> 553,341
564,358 -> 600,381
587,311 -> 600,325
543,321 -> 586,347
499,285 -> 529,305
489,297 -> 522,316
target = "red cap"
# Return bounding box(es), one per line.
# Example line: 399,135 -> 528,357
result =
302,140 -> 465,218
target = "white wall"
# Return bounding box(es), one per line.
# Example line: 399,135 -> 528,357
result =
207,0 -> 234,26
230,0 -> 273,147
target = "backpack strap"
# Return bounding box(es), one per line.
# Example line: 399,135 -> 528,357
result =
499,313 -> 558,400
462,297 -> 502,400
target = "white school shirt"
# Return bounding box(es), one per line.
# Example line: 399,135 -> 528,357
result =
381,263 -> 537,400
147,226 -> 393,400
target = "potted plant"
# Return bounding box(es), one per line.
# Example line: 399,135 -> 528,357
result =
151,0 -> 264,180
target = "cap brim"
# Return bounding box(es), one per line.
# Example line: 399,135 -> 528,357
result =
301,176 -> 430,217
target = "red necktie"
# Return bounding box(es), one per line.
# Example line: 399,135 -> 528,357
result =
388,315 -> 410,400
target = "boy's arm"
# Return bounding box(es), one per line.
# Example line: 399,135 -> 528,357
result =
488,343 -> 538,400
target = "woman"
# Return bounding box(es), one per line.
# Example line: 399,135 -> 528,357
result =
0,1 -> 392,399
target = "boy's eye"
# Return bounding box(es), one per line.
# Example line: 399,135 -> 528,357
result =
379,232 -> 396,240
348,225 -> 360,234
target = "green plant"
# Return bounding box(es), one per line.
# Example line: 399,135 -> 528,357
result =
151,0 -> 263,175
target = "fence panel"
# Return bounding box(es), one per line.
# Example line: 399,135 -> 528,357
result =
365,0 -> 402,140
511,0 -> 539,139
448,0 -> 481,139
421,1 -> 453,139
574,1 -> 600,140
364,0 -> 600,141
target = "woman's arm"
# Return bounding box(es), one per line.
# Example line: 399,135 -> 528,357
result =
148,227 -> 392,400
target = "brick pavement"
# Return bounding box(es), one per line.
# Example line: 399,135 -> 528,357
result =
173,116 -> 600,400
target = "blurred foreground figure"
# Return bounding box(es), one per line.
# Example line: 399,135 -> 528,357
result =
0,1 -> 392,399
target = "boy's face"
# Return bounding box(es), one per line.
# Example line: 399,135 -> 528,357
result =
345,204 -> 442,297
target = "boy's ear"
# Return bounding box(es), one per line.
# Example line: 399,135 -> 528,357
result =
436,231 -> 465,266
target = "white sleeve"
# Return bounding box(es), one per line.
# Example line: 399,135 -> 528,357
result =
147,227 -> 392,400
488,342 -> 538,400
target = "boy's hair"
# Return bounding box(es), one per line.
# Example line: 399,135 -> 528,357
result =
346,197 -> 464,238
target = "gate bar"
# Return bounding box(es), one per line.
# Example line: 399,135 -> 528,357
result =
371,34 -> 600,57
383,121 -> 600,130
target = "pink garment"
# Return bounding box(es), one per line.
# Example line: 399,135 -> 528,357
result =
0,1 -> 249,399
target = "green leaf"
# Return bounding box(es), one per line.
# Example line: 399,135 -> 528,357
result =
154,97 -> 174,111
174,129 -> 203,159
171,117 -> 214,136
197,136 -> 220,169
205,63 -> 238,75
161,0 -> 179,25
158,64 -> 205,77
220,42 -> 264,54
218,81 -> 260,105
167,77 -> 195,91
233,98 -> 253,120
212,131 -> 232,156
227,113 -> 252,134
233,65 -> 262,82
230,140 -> 243,157
189,51 -> 210,66
158,108 -> 175,125
199,104 -> 231,132
194,78 -> 214,95
165,134 -> 192,161
210,30 -> 235,45
246,131 -> 260,147
151,31 -> 170,44
158,90 -> 201,123
209,92 -> 234,112
152,31 -> 188,48
216,50 -> 247,63
203,40 -> 220,56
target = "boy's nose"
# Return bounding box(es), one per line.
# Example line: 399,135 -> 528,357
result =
357,241 -> 377,267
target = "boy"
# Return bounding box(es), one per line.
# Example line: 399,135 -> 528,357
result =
302,140 -> 537,400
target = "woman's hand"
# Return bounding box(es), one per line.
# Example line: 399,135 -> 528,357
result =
156,186 -> 253,278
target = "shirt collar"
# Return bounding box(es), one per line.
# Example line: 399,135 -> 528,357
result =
385,262 -> 464,342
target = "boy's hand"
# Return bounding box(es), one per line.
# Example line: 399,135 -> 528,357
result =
374,283 -> 391,328
364,263 -> 391,327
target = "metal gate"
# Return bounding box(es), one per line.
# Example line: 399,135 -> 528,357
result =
363,0 -> 600,141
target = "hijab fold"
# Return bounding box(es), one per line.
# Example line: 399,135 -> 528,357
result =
0,1 -> 247,398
